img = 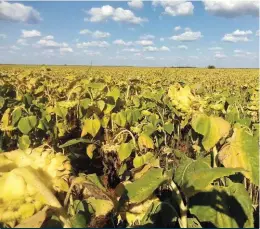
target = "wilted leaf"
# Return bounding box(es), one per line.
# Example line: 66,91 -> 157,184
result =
218,127 -> 259,186
138,134 -> 154,150
87,197 -> 114,216
86,144 -> 96,159
15,207 -> 48,228
191,113 -> 230,151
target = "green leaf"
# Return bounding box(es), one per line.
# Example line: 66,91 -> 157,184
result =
37,118 -> 49,131
107,87 -> 120,102
133,152 -> 159,169
174,156 -> 244,197
18,116 -> 37,134
86,174 -> 106,191
59,138 -> 90,148
101,115 -> 110,128
187,218 -> 202,228
126,109 -> 141,125
18,135 -> 31,150
0,96 -> 5,109
88,82 -> 105,90
218,127 -> 259,186
97,100 -> 105,111
190,183 -> 254,228
122,168 -> 168,204
118,142 -> 134,161
191,113 -> 230,151
143,123 -> 157,136
71,213 -> 87,228
140,200 -> 178,226
81,118 -> 101,137
112,111 -> 127,127
80,98 -> 91,109
12,108 -> 22,126
54,104 -> 68,119
163,122 -> 174,134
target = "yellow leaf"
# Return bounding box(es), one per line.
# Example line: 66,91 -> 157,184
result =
86,144 -> 96,159
138,134 -> 154,150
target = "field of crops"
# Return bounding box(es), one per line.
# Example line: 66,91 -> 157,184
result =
0,65 -> 259,228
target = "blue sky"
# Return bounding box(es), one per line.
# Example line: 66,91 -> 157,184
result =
0,0 -> 259,67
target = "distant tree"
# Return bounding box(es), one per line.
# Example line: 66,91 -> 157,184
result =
208,65 -> 216,69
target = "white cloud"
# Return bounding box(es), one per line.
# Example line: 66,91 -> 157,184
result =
232,29 -> 252,36
256,30 -> 259,36
79,29 -> 91,35
128,0 -> 144,9
84,50 -> 101,56
37,38 -> 68,49
0,1 -> 42,23
79,29 -> 110,39
143,46 -> 158,52
208,46 -> 223,51
143,46 -> 170,52
215,53 -> 227,59
222,34 -> 249,42
160,37 -> 165,42
136,40 -> 154,46
113,39 -> 134,46
0,34 -> 7,39
21,29 -> 41,38
10,45 -> 20,51
85,5 -> 147,24
140,34 -> 155,40
17,38 -> 28,46
76,41 -> 110,48
160,46 -> 170,51
203,0 -> 259,18
222,30 -> 252,42
60,47 -> 73,53
152,1 -> 194,16
233,49 -> 254,57
177,45 -> 188,49
42,35 -> 54,40
174,26 -> 181,31
92,30 -> 110,39
170,30 -> 203,41
122,48 -> 140,52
